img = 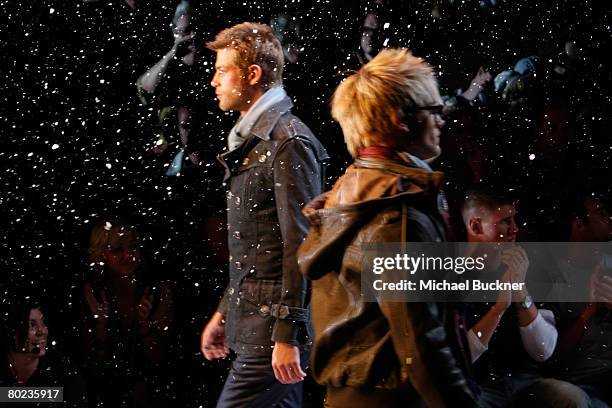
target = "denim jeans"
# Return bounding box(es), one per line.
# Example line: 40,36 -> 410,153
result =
216,351 -> 308,408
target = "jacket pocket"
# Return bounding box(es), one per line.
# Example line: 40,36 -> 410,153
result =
236,278 -> 281,346
231,164 -> 276,221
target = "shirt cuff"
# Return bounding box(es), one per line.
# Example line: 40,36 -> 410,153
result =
519,309 -> 557,362
272,319 -> 302,346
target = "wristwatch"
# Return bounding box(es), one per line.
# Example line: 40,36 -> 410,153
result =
519,294 -> 533,310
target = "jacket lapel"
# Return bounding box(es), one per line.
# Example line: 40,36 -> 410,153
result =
217,96 -> 294,182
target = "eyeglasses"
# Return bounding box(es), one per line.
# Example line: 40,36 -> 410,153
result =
408,105 -> 444,115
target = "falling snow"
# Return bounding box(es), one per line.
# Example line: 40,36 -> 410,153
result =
1,1 -> 610,407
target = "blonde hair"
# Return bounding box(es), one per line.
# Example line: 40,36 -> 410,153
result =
331,48 -> 442,158
207,22 -> 284,89
88,219 -> 137,264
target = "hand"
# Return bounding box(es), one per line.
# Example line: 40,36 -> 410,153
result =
303,192 -> 328,215
137,288 -> 155,322
201,312 -> 228,360
472,66 -> 493,88
173,33 -> 195,58
501,246 -> 529,302
463,66 -> 492,101
84,283 -> 110,322
589,264 -> 612,309
272,342 -> 306,384
494,270 -> 512,311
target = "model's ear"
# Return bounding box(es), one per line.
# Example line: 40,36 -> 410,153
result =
468,217 -> 483,235
247,64 -> 263,86
390,109 -> 410,134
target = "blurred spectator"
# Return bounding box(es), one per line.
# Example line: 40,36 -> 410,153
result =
270,13 -> 303,64
549,185 -> 612,407
359,0 -> 385,62
82,219 -> 173,407
137,0 -> 203,175
356,0 -> 443,65
1,300 -> 88,407
462,187 -> 591,407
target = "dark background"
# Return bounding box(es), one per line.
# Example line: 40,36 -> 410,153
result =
1,1 -> 610,406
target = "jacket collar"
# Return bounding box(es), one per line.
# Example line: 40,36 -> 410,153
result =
353,156 -> 444,193
217,95 -> 294,182
228,87 -> 291,150
249,94 -> 293,141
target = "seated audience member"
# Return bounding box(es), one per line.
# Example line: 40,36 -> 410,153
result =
550,187 -> 612,407
0,300 -> 88,406
83,219 -> 173,407
462,187 -> 591,407
299,48 -> 477,408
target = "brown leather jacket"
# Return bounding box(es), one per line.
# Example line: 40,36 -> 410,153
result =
298,156 -> 477,408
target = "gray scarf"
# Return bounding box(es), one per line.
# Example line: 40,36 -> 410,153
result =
227,87 -> 287,151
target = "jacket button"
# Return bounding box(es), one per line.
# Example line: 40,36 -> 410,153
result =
228,287 -> 234,295
259,305 -> 270,314
258,154 -> 267,163
242,157 -> 250,166
235,261 -> 242,270
235,196 -> 241,205
405,357 -> 413,365
233,231 -> 241,239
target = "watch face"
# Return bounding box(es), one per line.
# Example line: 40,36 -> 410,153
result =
522,295 -> 533,309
